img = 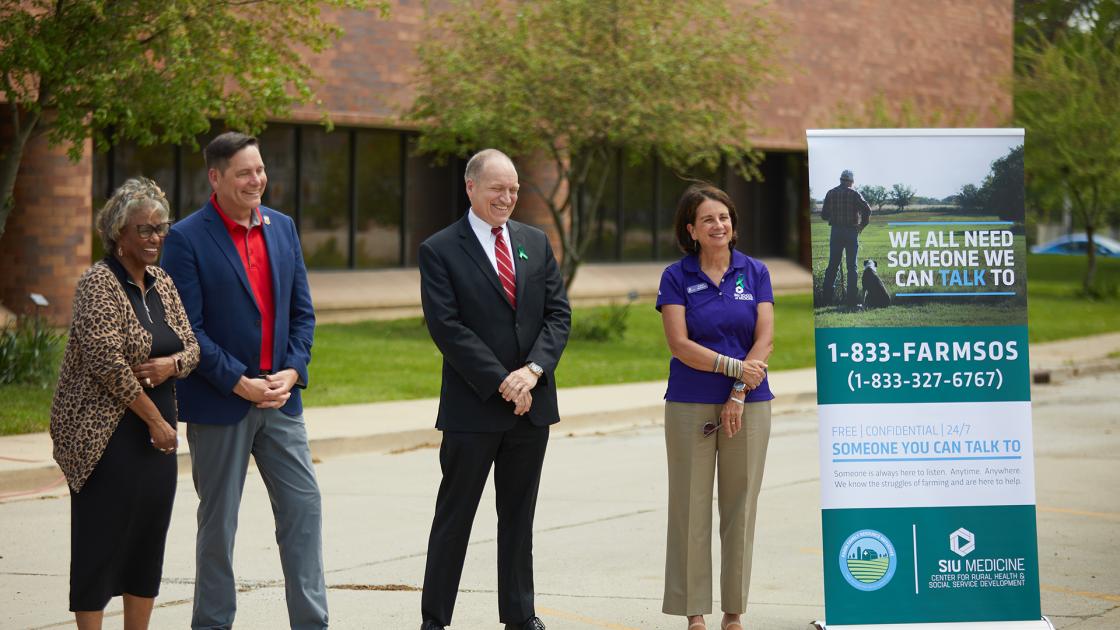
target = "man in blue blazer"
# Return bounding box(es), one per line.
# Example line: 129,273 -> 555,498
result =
419,149 -> 571,630
162,132 -> 325,630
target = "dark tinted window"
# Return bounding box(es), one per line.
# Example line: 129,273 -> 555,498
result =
620,156 -> 655,261
355,130 -> 403,268
299,127 -> 350,268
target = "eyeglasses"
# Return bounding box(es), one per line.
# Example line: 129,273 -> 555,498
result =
135,222 -> 173,238
703,421 -> 721,438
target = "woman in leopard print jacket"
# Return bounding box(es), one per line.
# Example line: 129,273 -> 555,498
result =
50,177 -> 199,629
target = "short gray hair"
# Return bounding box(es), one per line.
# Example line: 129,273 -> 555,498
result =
464,148 -> 514,184
96,177 -> 171,252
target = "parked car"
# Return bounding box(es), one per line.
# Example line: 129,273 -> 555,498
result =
1031,234 -> 1120,257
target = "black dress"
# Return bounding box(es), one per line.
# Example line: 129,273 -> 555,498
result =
69,258 -> 181,611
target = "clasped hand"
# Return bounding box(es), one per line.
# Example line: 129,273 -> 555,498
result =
132,356 -> 178,388
235,369 -> 299,409
740,359 -> 768,389
499,366 -> 539,415
147,417 -> 178,452
719,398 -> 743,439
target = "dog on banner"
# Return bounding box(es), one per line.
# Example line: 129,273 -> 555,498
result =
861,259 -> 891,309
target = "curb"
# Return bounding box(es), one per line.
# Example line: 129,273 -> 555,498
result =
1032,357 -> 1120,385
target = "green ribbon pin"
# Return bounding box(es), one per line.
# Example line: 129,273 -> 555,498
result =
517,245 -> 528,260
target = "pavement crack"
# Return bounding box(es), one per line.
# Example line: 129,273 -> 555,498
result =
326,509 -> 659,576
1059,603 -> 1120,627
332,583 -> 422,591
537,508 -> 658,534
764,477 -> 818,491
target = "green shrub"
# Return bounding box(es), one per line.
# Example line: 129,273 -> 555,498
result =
570,302 -> 631,342
1078,275 -> 1120,300
0,314 -> 64,385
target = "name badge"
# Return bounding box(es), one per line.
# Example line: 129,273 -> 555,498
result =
686,283 -> 708,294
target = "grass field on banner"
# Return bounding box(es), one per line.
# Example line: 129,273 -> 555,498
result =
811,209 -> 1029,328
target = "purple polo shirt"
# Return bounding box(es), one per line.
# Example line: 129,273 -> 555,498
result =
656,250 -> 775,404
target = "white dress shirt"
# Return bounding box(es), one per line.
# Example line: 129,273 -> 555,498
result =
467,208 -> 516,278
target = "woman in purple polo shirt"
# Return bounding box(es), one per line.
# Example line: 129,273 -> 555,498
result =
656,183 -> 774,630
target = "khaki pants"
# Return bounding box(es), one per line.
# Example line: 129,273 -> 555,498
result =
662,400 -> 771,616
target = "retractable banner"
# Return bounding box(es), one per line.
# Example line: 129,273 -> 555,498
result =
806,129 -> 1049,629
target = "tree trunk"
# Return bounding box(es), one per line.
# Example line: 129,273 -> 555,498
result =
1084,223 -> 1097,294
0,107 -> 41,243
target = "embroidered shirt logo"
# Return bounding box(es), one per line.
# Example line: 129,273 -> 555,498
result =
687,283 -> 708,294
733,274 -> 753,301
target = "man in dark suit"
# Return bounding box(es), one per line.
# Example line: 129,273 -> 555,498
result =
418,149 -> 571,630
161,132 -> 325,630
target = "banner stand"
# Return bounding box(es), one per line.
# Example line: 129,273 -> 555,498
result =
805,129 -> 1048,628
808,619 -> 1055,630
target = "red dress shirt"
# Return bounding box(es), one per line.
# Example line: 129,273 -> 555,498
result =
212,194 -> 275,372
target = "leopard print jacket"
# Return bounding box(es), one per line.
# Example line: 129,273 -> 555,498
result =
50,261 -> 200,493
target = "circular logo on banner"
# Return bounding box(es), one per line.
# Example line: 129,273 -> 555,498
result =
839,529 -> 897,591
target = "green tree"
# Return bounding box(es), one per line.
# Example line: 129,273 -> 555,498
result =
956,183 -> 987,214
981,145 -> 1025,221
1015,0 -> 1120,50
1015,27 -> 1120,292
407,0 -> 779,287
857,184 -> 889,214
889,183 -> 916,213
0,0 -> 384,241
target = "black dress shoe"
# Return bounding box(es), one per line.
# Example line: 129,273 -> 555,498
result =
505,617 -> 546,630
420,621 -> 445,630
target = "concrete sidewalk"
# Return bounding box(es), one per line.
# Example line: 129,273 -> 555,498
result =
2,332 -> 1119,500
5,365 -> 1118,629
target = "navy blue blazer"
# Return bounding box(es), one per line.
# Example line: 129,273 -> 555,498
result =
161,201 -> 315,425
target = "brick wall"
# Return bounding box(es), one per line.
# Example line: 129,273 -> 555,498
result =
513,156 -> 569,260
757,0 -> 1014,149
292,0 -> 1013,148
0,117 -> 92,325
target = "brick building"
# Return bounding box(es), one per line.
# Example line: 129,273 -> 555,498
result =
0,0 -> 1013,323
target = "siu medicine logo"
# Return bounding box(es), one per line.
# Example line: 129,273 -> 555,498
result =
839,529 -> 897,591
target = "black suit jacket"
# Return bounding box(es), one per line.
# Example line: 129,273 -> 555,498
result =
419,215 -> 571,432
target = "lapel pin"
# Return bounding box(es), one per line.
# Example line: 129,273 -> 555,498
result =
263,215 -> 271,225
517,245 -> 528,260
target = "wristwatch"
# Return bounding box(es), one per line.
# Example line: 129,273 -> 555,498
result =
526,362 -> 544,377
732,380 -> 747,393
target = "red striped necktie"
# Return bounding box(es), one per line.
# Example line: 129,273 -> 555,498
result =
491,226 -> 517,308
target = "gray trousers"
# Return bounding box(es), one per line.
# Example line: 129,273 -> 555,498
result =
663,400 -> 771,616
186,407 -> 327,630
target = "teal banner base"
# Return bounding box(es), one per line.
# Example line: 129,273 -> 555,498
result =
821,505 -> 1041,625
808,619 -> 1055,630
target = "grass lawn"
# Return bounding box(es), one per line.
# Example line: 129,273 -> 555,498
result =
300,293 -> 816,407
2,254 -> 1117,435
0,383 -> 55,435
1024,254 -> 1120,341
